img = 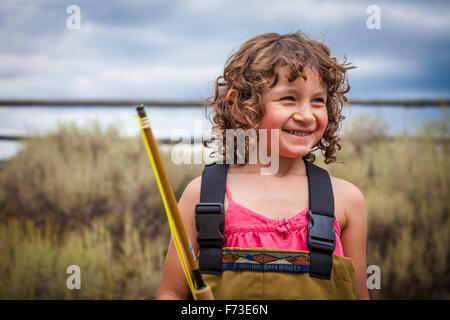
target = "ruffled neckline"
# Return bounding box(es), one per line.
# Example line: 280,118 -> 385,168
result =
225,199 -> 341,236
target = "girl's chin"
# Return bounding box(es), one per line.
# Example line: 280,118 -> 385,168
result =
270,146 -> 312,159
281,137 -> 312,149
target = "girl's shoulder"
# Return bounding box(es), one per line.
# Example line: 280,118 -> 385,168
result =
182,175 -> 202,204
329,176 -> 366,229
329,176 -> 365,201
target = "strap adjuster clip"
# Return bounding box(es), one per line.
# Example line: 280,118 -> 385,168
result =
307,210 -> 336,254
195,203 -> 225,249
195,202 -> 224,215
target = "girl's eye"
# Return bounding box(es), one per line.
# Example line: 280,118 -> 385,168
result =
313,97 -> 326,104
280,96 -> 295,101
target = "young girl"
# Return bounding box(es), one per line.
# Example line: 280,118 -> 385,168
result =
156,31 -> 369,300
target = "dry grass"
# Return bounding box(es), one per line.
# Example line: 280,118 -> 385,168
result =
0,110 -> 448,299
0,212 -> 165,299
326,109 -> 449,299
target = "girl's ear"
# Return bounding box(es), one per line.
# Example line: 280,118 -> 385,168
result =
226,88 -> 237,105
226,88 -> 247,124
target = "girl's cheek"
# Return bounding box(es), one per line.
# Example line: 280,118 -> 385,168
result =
259,113 -> 276,130
319,110 -> 328,129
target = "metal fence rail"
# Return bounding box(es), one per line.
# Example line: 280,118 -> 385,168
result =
0,135 -> 187,145
0,98 -> 448,142
2,134 -> 448,145
0,98 -> 449,107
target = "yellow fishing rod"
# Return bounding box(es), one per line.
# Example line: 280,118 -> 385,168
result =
136,104 -> 213,300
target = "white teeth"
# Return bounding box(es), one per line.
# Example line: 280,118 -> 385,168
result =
285,130 -> 309,136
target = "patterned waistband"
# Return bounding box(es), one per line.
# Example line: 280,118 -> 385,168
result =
222,248 -> 311,273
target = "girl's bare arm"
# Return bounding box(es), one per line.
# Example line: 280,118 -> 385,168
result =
155,176 -> 202,300
340,181 -> 370,300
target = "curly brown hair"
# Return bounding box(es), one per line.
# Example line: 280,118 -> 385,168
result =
203,31 -> 355,165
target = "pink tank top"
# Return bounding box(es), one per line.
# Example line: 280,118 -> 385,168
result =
224,185 -> 344,256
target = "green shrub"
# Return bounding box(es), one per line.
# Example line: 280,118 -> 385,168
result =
0,111 -> 448,299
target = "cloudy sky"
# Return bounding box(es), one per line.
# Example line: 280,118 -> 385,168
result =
1,0 -> 449,101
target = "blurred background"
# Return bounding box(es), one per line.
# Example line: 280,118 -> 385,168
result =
0,0 -> 448,299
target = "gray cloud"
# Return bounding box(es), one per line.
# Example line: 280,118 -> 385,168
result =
0,0 -> 448,100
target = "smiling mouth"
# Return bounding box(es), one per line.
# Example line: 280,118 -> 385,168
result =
282,129 -> 311,137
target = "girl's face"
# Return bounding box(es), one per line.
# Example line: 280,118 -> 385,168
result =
259,64 -> 328,158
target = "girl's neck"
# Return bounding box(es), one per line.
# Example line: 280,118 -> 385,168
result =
228,154 -> 306,177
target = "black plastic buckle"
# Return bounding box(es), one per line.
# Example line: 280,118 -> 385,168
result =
195,202 -> 224,215
307,210 -> 336,254
195,203 -> 225,248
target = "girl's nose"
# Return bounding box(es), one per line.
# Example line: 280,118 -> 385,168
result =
292,106 -> 315,124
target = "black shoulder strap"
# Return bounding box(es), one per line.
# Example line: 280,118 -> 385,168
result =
195,161 -> 228,274
304,157 -> 336,279
195,159 -> 336,279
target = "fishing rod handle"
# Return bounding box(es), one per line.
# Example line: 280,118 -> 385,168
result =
195,284 -> 214,300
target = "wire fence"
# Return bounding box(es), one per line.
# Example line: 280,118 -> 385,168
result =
0,98 -> 449,107
0,98 -> 448,142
